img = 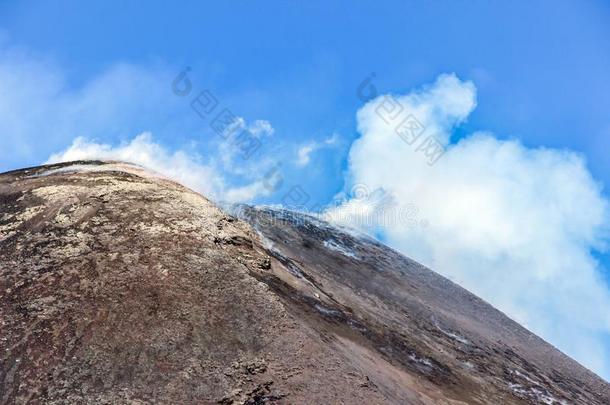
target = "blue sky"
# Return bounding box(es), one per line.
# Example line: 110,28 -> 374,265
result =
2,0 -> 610,201
2,0 -> 610,378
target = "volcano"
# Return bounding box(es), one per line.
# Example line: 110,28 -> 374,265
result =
1,161 -> 608,404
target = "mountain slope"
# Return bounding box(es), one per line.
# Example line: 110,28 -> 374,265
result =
0,161 -> 608,404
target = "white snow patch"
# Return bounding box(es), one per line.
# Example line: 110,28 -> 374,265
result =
323,239 -> 358,259
507,373 -> 568,405
510,369 -> 539,386
314,303 -> 341,317
433,321 -> 470,345
408,353 -> 433,367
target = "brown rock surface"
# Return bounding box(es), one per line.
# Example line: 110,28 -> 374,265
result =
0,161 -> 608,404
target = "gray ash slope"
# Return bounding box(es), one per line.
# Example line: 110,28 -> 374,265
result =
234,206 -> 610,404
0,161 -> 608,404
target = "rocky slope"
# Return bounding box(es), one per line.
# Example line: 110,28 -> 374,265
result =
0,161 -> 608,404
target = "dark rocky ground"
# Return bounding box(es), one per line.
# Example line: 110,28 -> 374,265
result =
0,161 -> 608,404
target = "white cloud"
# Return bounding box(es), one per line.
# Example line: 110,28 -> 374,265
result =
327,73 -> 610,379
46,133 -> 272,203
0,41 -> 277,203
296,144 -> 316,167
249,120 -> 275,137
296,133 -> 340,167
216,118 -> 275,173
0,41 -> 231,177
